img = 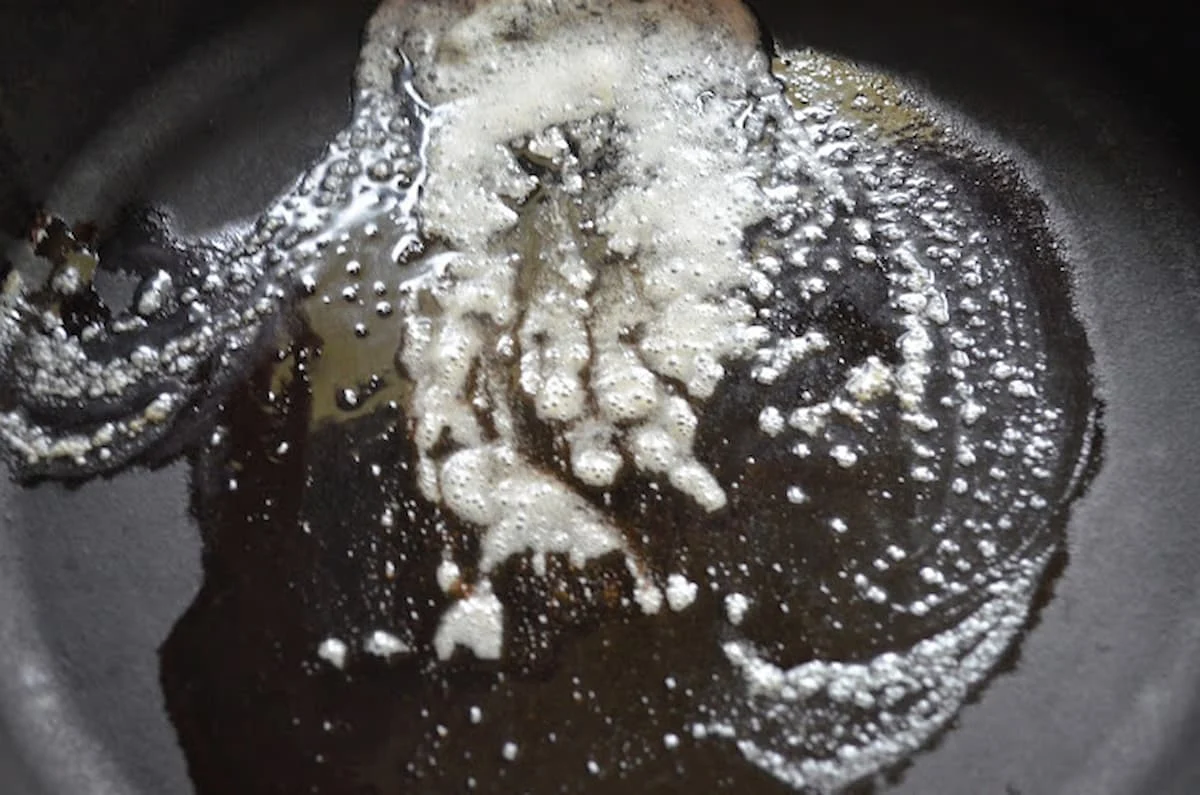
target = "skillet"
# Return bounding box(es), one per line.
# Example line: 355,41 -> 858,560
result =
2,1 -> 1200,793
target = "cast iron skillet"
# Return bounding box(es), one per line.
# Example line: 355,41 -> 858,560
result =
2,1 -> 1200,793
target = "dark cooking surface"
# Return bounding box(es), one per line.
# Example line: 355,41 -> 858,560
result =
3,2 -> 1200,794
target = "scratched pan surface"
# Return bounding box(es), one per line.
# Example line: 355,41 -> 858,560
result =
1,1 -> 1200,794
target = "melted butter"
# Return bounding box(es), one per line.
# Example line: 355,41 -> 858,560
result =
0,2 -> 1100,792
775,50 -> 939,140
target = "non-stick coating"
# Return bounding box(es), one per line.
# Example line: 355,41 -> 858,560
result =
2,1 -> 1200,793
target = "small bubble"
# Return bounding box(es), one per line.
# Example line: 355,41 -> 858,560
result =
368,160 -> 393,181
830,445 -> 858,468
338,388 -> 360,410
786,485 -> 808,504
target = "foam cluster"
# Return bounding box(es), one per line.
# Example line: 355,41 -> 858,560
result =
371,0 -> 832,625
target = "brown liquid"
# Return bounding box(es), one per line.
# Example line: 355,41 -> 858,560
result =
157,105 -> 1099,795
0,38 -> 1100,795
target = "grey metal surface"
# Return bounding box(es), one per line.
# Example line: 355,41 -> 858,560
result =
0,465 -> 199,795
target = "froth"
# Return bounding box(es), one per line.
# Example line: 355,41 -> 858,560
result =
378,0 -> 822,642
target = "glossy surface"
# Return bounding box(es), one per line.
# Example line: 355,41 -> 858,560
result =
1,2 -> 1199,794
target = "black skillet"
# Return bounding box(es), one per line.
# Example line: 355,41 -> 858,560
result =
2,1 -> 1200,793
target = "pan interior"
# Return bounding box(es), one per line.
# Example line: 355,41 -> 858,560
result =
1,2 -> 1198,794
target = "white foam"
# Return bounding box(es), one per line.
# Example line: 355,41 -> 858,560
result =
316,637 -> 349,670
436,558 -> 462,593
665,574 -> 699,612
433,583 -> 505,661
371,0 -> 813,645
724,593 -> 751,626
711,561 -> 1045,793
363,630 -> 411,659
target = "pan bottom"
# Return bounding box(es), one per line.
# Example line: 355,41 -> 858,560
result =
1,3 -> 1198,795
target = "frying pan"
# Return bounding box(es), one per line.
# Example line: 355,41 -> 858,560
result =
2,1 -> 1200,793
